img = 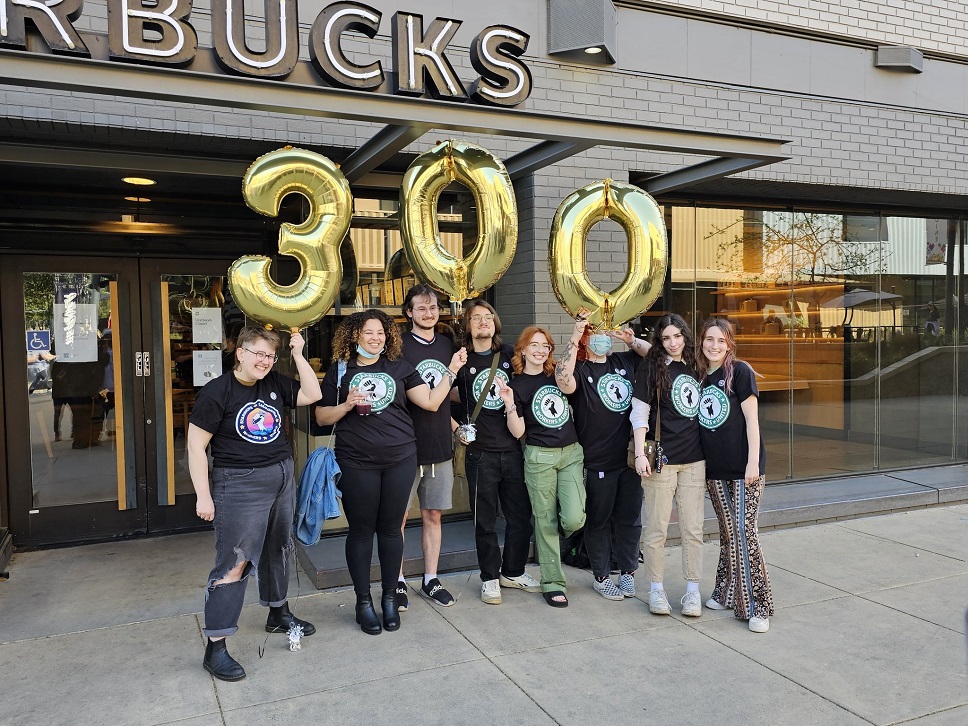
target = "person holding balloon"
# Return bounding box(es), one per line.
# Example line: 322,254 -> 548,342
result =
188,326 -> 322,682
500,325 -> 585,607
314,310 -> 466,635
696,318 -> 773,633
629,313 -> 706,619
556,317 -> 650,601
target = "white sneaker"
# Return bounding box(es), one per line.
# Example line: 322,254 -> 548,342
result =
749,616 -> 770,633
648,589 -> 671,615
680,591 -> 702,618
499,571 -> 542,593
593,577 -> 625,601
705,598 -> 728,610
481,578 -> 502,604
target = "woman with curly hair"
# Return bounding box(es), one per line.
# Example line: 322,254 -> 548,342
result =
498,326 -> 585,607
629,313 -> 706,619
315,310 -> 466,635
696,318 -> 773,632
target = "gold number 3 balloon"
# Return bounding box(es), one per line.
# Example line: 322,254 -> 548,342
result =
228,147 -> 353,331
549,179 -> 668,330
400,140 -> 517,302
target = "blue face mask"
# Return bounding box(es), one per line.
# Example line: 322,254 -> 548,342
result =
588,334 -> 612,356
357,344 -> 379,360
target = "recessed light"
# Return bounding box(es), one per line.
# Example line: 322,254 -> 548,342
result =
122,176 -> 156,186
124,196 -> 151,203
584,46 -> 602,54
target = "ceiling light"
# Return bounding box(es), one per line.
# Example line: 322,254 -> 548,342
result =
124,196 -> 151,203
584,46 -> 602,54
122,176 -> 156,186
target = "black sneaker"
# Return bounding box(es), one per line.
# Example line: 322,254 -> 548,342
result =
395,581 -> 409,612
420,577 -> 455,607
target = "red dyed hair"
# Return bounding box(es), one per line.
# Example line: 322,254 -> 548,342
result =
512,326 -> 556,376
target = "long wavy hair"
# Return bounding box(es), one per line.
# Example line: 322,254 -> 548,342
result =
331,309 -> 403,363
460,298 -> 502,352
512,326 -> 556,376
697,317 -> 755,395
234,326 -> 281,371
638,313 -> 697,399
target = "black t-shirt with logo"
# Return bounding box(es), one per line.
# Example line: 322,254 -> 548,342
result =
318,357 -> 424,469
698,364 -> 766,480
402,332 -> 457,465
189,369 -> 299,469
454,344 -> 519,453
632,359 -> 704,465
510,372 -> 579,449
569,351 -> 640,471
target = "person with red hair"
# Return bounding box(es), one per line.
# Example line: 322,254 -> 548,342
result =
499,326 -> 585,607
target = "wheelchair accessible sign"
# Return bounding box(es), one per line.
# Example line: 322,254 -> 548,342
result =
26,330 -> 51,354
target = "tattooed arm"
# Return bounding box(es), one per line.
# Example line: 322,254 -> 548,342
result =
555,318 -> 586,395
610,327 -> 651,357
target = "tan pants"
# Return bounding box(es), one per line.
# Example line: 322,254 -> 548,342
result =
640,459 -> 706,584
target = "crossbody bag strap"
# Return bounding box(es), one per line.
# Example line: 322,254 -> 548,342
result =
470,351 -> 501,424
654,381 -> 661,440
326,360 -> 347,449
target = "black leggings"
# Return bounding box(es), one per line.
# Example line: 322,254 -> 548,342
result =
338,454 -> 417,595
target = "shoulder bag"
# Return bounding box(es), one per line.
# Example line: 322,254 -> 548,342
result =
454,351 -> 501,478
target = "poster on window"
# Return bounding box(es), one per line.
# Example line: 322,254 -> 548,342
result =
192,307 -> 223,344
925,219 -> 947,265
52,275 -> 100,362
193,350 -> 222,386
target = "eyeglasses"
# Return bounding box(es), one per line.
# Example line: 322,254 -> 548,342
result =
413,305 -> 439,314
470,314 -> 495,323
528,343 -> 552,351
242,347 -> 279,363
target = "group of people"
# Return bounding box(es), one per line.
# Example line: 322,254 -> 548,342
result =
187,286 -> 774,682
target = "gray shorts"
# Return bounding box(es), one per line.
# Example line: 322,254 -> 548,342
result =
408,459 -> 455,512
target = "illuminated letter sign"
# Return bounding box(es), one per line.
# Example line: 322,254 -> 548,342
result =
0,0 -> 89,55
107,0 -> 197,66
392,12 -> 466,100
213,0 -> 298,78
470,25 -> 532,108
309,1 -> 384,91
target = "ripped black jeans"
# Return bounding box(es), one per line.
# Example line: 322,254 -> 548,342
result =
203,457 -> 295,639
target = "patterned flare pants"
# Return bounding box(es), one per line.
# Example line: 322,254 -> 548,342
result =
706,476 -> 775,620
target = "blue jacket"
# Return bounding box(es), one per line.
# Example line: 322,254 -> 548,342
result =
294,446 -> 342,546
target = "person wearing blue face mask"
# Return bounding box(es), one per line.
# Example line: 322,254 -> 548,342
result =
556,318 -> 650,600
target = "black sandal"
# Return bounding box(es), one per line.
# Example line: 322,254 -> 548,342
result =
542,591 -> 569,608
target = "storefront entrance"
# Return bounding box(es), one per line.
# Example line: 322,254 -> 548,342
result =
2,255 -> 234,546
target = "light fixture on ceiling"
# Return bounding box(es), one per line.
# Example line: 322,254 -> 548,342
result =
124,196 -> 151,203
122,176 -> 156,186
584,47 -> 603,54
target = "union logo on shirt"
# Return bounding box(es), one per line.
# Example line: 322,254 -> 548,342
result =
236,400 -> 282,444
416,359 -> 449,390
671,374 -> 701,418
472,369 -> 510,410
532,385 -> 570,428
349,371 -> 396,412
597,373 -> 632,412
698,385 -> 730,429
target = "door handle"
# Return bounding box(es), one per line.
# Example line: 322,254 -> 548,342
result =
136,351 -> 143,377
143,351 -> 151,377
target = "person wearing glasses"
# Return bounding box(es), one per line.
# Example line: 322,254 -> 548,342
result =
188,326 -> 322,682
555,318 -> 650,601
454,300 -> 540,605
314,310 -> 466,635
697,318 -> 773,633
500,326 -> 585,607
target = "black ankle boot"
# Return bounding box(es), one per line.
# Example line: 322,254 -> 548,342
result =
203,638 -> 246,681
381,588 -> 401,631
266,601 -> 316,636
355,593 -> 382,635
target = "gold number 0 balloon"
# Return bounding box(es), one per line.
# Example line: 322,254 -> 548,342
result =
400,140 -> 517,302
228,147 -> 353,331
549,179 -> 668,329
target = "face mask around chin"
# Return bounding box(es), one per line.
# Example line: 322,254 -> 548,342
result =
588,335 -> 612,356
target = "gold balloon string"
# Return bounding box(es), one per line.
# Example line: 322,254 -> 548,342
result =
602,178 -> 612,219
445,140 -> 457,182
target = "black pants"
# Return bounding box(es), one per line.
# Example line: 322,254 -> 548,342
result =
338,454 -> 417,595
584,466 -> 643,578
465,448 -> 533,582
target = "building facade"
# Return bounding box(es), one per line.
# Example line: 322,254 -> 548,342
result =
2,0 -> 967,563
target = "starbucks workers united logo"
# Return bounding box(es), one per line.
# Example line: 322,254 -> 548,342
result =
671,374 -> 701,417
473,369 -> 510,410
416,359 -> 449,390
532,385 -> 570,428
597,373 -> 631,412
348,372 -> 396,412
698,385 -> 729,429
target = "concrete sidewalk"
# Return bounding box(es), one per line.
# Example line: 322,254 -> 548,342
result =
1,506 -> 966,726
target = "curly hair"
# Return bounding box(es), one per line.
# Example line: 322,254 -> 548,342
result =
331,310 -> 403,363
512,326 -> 556,377
637,313 -> 698,400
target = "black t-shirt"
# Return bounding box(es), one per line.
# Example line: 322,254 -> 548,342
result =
632,359 -> 704,465
318,357 -> 424,469
401,332 -> 457,465
189,370 -> 299,469
510,372 -> 579,449
698,364 -> 766,480
568,351 -> 640,471
454,344 -> 519,453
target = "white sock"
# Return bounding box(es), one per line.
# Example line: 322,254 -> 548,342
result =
424,573 -> 437,586
686,581 -> 700,594
650,581 -> 664,592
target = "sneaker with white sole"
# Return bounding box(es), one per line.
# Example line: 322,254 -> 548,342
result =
420,578 -> 455,607
481,578 -> 502,604
680,591 -> 702,617
705,597 -> 727,611
395,581 -> 409,612
499,571 -> 542,593
619,573 -> 636,597
749,616 -> 770,633
594,577 -> 625,601
648,589 -> 671,615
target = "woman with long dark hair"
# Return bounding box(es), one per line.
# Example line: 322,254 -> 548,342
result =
314,310 -> 465,635
696,318 -> 773,633
629,313 -> 706,618
500,326 -> 585,607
